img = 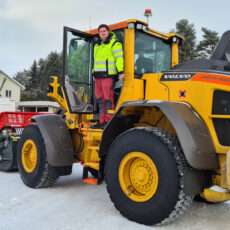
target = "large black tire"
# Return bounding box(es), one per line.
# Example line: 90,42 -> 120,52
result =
0,138 -> 18,171
17,124 -> 59,188
105,127 -> 193,226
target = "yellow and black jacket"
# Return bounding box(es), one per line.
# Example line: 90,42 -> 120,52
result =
93,31 -> 124,78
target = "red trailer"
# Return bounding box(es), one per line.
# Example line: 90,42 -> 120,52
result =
0,112 -> 43,171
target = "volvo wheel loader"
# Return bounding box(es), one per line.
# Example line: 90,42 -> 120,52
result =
17,19 -> 230,225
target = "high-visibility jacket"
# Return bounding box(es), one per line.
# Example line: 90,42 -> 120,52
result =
93,31 -> 124,78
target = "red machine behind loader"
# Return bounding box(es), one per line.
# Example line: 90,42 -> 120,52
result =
0,112 -> 43,171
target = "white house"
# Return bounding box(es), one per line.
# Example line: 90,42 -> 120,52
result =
0,70 -> 24,102
0,70 -> 58,113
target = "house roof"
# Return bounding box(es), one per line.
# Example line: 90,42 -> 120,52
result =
0,69 -> 25,90
18,101 -> 59,107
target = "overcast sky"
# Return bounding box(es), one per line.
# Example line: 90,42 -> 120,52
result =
0,0 -> 229,77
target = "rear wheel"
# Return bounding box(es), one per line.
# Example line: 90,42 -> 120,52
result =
17,124 -> 59,188
105,127 -> 193,225
0,137 -> 18,171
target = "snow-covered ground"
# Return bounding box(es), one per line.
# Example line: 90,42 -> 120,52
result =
1,165 -> 230,230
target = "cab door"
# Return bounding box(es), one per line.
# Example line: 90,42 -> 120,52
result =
63,27 -> 94,113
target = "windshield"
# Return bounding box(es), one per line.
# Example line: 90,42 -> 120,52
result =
66,31 -> 93,103
134,31 -> 171,77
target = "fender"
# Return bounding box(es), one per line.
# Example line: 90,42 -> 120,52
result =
100,100 -> 219,170
32,114 -> 73,169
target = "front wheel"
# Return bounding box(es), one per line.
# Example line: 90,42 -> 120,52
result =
105,127 -> 193,226
17,124 -> 58,188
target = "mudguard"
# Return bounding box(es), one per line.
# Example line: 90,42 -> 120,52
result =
100,100 -> 219,170
32,114 -> 73,167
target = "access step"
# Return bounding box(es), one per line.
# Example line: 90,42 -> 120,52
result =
83,178 -> 98,185
82,166 -> 98,185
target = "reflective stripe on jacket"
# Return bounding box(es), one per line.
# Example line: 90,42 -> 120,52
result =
93,31 -> 124,78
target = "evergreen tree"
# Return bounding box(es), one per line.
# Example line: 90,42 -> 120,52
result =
196,27 -> 219,58
173,19 -> 197,63
39,51 -> 62,100
13,69 -> 30,87
13,51 -> 62,101
30,60 -> 38,88
13,69 -> 31,101
28,60 -> 39,100
36,58 -> 45,99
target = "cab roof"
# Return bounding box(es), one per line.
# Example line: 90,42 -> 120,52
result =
87,19 -> 183,42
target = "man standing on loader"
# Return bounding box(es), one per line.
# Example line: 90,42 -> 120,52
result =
92,24 -> 125,129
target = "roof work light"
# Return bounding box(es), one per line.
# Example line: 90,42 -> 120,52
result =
144,9 -> 152,25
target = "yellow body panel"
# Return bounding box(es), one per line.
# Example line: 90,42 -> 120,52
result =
116,28 -> 135,108
202,189 -> 230,203
77,128 -> 101,163
142,74 -> 169,100
161,75 -> 230,154
47,76 -> 69,112
171,42 -> 179,67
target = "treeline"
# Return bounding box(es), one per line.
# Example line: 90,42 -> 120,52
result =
14,51 -> 62,101
13,19 -> 220,101
173,19 -> 219,62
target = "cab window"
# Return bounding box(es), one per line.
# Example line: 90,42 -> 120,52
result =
134,31 -> 171,77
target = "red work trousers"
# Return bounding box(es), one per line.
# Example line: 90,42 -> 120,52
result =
95,78 -> 114,124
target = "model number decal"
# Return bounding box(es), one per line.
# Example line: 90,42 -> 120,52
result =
160,73 -> 195,81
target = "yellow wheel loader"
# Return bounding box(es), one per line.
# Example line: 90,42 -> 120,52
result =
17,19 -> 230,225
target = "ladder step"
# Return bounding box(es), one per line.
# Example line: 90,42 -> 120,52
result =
87,146 -> 99,150
83,178 -> 98,185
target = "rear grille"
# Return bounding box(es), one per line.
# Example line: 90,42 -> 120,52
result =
213,119 -> 230,146
212,90 -> 230,146
212,90 -> 230,115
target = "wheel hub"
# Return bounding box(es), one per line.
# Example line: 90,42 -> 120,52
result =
119,152 -> 159,202
22,139 -> 37,173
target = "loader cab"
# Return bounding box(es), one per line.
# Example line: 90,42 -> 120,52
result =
62,20 -> 182,114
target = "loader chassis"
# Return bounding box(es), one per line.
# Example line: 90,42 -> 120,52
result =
17,20 -> 230,225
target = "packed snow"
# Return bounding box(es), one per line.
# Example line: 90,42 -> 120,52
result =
0,165 -> 230,230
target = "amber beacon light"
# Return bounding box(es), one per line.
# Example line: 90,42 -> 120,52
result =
144,9 -> 152,24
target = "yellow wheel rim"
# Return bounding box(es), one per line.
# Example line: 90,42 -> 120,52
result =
119,152 -> 159,202
22,139 -> 38,173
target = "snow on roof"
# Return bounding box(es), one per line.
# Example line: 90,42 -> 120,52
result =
18,101 -> 59,107
0,69 -> 25,90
